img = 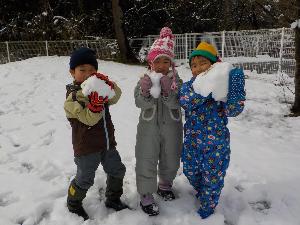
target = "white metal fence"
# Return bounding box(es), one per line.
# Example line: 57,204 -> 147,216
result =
130,28 -> 296,76
0,39 -> 118,64
0,28 -> 296,76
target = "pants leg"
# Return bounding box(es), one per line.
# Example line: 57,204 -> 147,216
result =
182,146 -> 203,190
197,145 -> 231,218
74,152 -> 102,190
135,130 -> 160,195
158,125 -> 182,183
100,148 -> 126,200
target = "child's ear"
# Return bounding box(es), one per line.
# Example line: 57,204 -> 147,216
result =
69,69 -> 75,77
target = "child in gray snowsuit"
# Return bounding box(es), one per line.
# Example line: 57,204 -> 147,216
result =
134,27 -> 183,216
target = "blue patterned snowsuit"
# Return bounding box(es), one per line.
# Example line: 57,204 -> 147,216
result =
179,68 -> 245,218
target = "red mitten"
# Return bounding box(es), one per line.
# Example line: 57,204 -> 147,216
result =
87,92 -> 108,113
93,73 -> 114,90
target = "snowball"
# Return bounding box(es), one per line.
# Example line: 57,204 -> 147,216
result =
81,75 -> 115,99
148,71 -> 163,98
192,62 -> 233,102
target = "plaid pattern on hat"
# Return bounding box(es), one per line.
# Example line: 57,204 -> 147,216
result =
147,27 -> 175,63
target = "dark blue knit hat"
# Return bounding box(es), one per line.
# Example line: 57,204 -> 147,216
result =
69,47 -> 98,70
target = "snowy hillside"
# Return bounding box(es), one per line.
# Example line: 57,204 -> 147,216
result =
0,57 -> 299,225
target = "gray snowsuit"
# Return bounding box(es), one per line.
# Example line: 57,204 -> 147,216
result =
134,71 -> 183,195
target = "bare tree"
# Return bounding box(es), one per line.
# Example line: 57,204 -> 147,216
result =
292,0 -> 300,115
111,0 -> 138,63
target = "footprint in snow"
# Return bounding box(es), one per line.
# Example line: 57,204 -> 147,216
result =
249,200 -> 271,214
12,145 -> 30,154
38,129 -> 55,146
0,191 -> 19,207
16,205 -> 52,225
234,184 -> 245,192
6,133 -> 21,147
21,162 -> 34,173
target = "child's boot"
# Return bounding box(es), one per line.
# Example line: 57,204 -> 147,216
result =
67,180 -> 89,220
104,176 -> 128,211
140,194 -> 159,216
157,180 -> 175,201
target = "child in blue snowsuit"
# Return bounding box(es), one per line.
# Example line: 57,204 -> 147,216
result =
179,42 -> 245,218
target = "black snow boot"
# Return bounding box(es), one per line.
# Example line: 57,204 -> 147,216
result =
157,187 -> 175,201
140,201 -> 159,216
67,180 -> 89,220
104,176 -> 128,211
105,198 -> 129,211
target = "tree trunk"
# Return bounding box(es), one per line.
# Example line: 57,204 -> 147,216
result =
292,0 -> 300,115
78,0 -> 84,14
111,0 -> 138,63
39,0 -> 53,40
223,0 -> 231,30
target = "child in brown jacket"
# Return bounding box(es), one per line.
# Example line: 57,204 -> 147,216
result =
64,47 -> 128,220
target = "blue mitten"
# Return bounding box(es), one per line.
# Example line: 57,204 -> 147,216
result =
228,68 -> 245,101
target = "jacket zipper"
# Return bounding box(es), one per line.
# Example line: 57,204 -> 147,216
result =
102,109 -> 110,150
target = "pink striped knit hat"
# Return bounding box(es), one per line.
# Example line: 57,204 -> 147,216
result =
147,27 -> 178,90
147,27 -> 175,63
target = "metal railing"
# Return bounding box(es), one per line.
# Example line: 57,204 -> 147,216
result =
129,28 -> 295,76
0,39 -> 119,64
0,28 -> 296,76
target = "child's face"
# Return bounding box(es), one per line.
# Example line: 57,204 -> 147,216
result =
191,56 -> 212,77
69,64 -> 97,83
152,56 -> 171,75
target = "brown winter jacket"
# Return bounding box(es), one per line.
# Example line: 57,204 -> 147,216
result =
64,81 -> 121,156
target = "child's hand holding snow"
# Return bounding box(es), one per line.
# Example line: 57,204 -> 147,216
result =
87,92 -> 108,113
192,62 -> 233,102
81,74 -> 115,99
160,75 -> 172,97
140,75 -> 152,97
93,73 -> 114,90
148,71 -> 163,98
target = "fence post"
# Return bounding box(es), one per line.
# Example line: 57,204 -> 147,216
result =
185,33 -> 188,66
148,35 -> 151,48
45,40 -> 49,56
278,27 -> 285,74
256,36 -> 260,56
6,41 -> 10,63
221,31 -> 225,59
86,40 -> 88,47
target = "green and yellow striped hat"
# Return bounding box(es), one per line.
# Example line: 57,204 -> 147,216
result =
189,42 -> 218,64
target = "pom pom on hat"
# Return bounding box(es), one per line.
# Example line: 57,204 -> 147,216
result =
147,27 -> 175,63
189,42 -> 218,64
69,47 -> 98,70
159,27 -> 175,39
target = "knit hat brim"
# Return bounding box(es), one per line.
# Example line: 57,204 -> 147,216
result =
69,47 -> 98,70
189,49 -> 217,64
148,53 -> 174,63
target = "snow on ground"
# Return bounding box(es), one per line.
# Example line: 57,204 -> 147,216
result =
0,57 -> 299,225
